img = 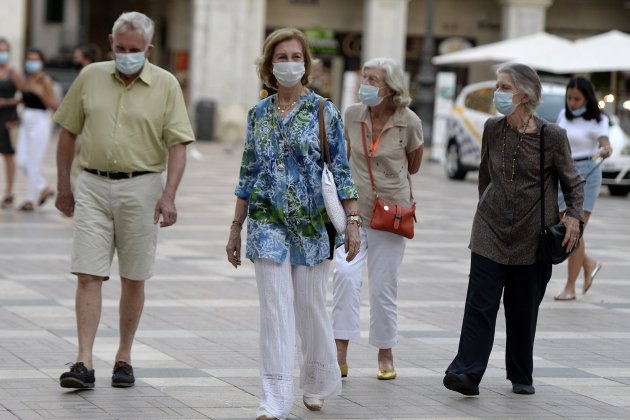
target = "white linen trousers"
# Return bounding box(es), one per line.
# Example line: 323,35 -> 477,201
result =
332,226 -> 406,348
254,253 -> 341,419
15,108 -> 53,203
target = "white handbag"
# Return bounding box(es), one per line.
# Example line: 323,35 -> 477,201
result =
322,164 -> 346,233
319,99 -> 346,234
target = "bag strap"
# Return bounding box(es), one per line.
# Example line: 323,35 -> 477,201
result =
361,123 -> 414,201
539,123 -> 547,232
361,124 -> 378,196
319,98 -> 331,167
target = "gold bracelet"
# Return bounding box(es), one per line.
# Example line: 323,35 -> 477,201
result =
231,220 -> 243,228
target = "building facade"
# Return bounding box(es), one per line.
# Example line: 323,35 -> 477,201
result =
5,0 -> 630,141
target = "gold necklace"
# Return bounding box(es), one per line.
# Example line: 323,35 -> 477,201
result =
501,114 -> 532,182
275,94 -> 299,114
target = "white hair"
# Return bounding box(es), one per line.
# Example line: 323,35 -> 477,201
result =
363,57 -> 411,108
112,12 -> 154,45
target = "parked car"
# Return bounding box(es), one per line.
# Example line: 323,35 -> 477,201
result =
444,80 -> 630,197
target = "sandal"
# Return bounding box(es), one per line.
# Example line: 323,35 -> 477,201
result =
554,290 -> 576,301
18,202 -> 34,212
583,263 -> 602,295
1,195 -> 13,209
38,187 -> 55,207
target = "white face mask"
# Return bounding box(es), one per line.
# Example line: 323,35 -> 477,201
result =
272,61 -> 305,88
115,51 -> 146,75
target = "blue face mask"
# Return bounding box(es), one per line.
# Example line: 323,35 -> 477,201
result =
115,51 -> 146,76
359,84 -> 383,106
493,91 -> 517,116
571,106 -> 586,117
24,60 -> 43,74
0,52 -> 9,65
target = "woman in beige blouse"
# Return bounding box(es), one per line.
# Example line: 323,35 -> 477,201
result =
332,57 -> 423,381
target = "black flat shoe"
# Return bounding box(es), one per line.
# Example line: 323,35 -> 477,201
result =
112,361 -> 135,387
443,372 -> 480,396
512,382 -> 535,394
38,187 -> 55,206
1,195 -> 13,209
60,362 -> 95,388
18,202 -> 34,212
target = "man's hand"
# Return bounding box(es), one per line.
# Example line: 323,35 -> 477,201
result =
55,188 -> 75,217
154,193 -> 177,228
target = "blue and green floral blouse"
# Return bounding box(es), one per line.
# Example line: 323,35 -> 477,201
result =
235,91 -> 358,266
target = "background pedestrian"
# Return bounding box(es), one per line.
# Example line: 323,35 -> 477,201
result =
0,38 -> 22,209
554,76 -> 611,301
15,48 -> 57,211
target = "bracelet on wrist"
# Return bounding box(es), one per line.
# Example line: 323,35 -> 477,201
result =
346,210 -> 360,217
346,214 -> 362,227
231,220 -> 243,228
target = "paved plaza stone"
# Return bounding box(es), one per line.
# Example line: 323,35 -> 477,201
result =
1,140 -> 629,419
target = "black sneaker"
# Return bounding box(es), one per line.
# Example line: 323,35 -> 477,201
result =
111,361 -> 135,387
60,362 -> 95,388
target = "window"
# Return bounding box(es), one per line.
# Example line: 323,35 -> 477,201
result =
465,87 -> 495,114
46,0 -> 64,23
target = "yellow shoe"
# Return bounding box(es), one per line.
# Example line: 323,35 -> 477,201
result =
340,363 -> 348,377
377,369 -> 397,380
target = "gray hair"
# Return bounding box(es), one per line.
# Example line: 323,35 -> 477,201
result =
363,57 -> 411,108
112,12 -> 154,45
495,62 -> 541,114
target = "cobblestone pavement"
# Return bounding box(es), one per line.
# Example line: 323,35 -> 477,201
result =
1,140 -> 629,419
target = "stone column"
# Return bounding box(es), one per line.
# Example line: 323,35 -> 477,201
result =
190,0 -> 266,143
500,0 -> 554,39
0,0 -> 26,66
362,0 -> 409,65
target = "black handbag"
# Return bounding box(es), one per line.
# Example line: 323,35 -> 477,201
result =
538,124 -> 583,264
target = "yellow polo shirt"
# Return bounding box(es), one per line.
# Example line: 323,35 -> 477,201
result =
54,60 -> 195,172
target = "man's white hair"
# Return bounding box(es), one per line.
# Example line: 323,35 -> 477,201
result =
112,12 -> 154,45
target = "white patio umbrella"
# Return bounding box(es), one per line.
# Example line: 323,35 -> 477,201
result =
519,30 -> 630,74
431,32 -> 572,67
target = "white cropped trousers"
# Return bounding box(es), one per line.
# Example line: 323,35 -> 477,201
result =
15,108 -> 53,203
332,226 -> 406,349
254,254 -> 341,419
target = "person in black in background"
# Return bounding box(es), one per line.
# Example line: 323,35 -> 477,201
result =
0,38 -> 23,209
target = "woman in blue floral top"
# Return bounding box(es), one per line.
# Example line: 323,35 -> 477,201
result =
226,28 -> 360,420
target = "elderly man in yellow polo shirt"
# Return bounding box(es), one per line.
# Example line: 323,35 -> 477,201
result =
54,11 -> 195,389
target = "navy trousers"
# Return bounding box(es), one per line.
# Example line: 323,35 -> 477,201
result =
446,252 -> 552,385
